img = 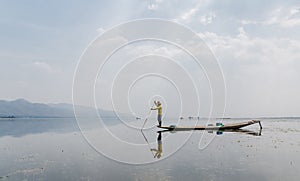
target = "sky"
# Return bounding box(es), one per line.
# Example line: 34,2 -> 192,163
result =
0,0 -> 300,117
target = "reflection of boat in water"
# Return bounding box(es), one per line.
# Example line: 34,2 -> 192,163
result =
158,120 -> 262,131
141,120 -> 262,159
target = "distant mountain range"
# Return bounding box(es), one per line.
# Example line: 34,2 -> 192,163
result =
0,99 -> 122,118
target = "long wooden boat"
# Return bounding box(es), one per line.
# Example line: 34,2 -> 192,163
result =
158,128 -> 262,136
158,120 -> 262,131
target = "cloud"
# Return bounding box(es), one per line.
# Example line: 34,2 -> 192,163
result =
199,12 -> 216,25
147,0 -> 164,10
237,27 -> 247,39
125,44 -> 183,59
241,6 -> 300,27
175,0 -> 212,23
96,27 -> 105,34
180,7 -> 199,22
33,61 -> 59,74
241,19 -> 259,25
198,28 -> 300,66
198,29 -> 300,116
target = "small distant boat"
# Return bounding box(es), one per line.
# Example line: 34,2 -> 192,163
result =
158,120 -> 262,131
0,115 -> 16,118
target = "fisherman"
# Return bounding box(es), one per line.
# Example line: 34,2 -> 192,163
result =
151,100 -> 162,127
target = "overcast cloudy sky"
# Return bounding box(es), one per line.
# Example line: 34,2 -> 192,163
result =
1,0 -> 300,117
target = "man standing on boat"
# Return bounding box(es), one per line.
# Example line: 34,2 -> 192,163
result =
151,100 -> 162,127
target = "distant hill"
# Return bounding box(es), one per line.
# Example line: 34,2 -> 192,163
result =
0,99 -> 123,118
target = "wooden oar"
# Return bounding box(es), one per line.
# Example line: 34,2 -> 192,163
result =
141,106 -> 153,130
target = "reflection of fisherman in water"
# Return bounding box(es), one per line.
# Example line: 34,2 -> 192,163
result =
151,132 -> 162,159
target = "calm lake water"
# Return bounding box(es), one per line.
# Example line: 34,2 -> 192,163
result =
0,117 -> 299,180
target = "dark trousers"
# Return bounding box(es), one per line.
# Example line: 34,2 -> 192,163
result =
157,115 -> 162,126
